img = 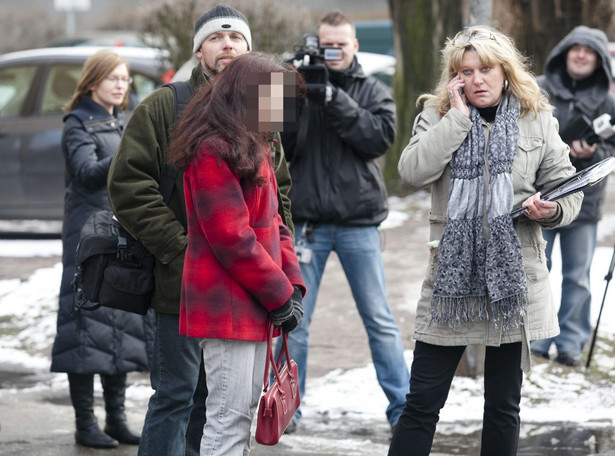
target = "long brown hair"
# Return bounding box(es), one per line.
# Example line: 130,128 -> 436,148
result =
168,53 -> 300,184
64,50 -> 130,112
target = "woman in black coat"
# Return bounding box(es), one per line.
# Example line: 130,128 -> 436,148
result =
50,50 -> 153,449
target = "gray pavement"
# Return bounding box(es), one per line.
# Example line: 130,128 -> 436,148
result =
2,178 -> 615,455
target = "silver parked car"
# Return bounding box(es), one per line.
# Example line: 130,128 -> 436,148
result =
0,46 -> 171,220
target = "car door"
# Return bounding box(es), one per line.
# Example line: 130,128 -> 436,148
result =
20,63 -> 82,219
0,63 -> 43,219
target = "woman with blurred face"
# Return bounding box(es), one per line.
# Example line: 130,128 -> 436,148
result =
168,53 -> 305,456
51,50 -> 150,449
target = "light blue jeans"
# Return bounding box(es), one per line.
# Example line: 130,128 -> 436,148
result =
532,223 -> 597,357
277,222 -> 410,426
199,338 -> 266,456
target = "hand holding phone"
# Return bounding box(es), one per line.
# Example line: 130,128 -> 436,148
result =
447,74 -> 469,116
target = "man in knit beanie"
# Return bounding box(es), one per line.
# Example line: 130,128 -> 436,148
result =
193,3 -> 252,77
108,3 -> 294,455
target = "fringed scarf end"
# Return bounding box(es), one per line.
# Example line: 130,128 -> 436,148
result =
430,293 -> 528,331
489,293 -> 529,331
430,295 -> 488,329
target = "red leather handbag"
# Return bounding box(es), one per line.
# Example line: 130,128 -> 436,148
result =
255,319 -> 301,445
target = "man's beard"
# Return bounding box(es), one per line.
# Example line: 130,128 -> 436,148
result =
206,57 -> 234,76
205,63 -> 221,77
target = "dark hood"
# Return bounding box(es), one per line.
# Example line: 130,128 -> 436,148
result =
543,25 -> 613,102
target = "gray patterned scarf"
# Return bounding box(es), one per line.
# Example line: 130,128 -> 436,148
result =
431,95 -> 528,330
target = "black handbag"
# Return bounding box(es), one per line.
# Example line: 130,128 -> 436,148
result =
72,211 -> 155,315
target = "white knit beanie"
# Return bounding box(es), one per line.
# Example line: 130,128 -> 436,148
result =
193,4 -> 252,54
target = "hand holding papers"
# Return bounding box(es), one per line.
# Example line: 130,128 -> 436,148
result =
511,156 -> 615,219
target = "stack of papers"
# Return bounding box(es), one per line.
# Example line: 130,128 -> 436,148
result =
511,156 -> 615,219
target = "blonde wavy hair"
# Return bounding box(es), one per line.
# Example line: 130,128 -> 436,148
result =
418,25 -> 551,118
64,50 -> 130,113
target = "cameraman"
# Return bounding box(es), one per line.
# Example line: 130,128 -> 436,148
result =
531,26 -> 615,367
278,10 -> 409,432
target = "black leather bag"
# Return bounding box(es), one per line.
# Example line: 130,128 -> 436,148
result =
72,210 -> 155,315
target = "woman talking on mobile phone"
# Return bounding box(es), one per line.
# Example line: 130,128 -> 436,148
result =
389,26 -> 582,456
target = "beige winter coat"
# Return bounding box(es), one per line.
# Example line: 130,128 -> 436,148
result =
399,106 -> 583,370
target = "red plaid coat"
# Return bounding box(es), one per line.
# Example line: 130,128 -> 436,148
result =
180,143 -> 305,341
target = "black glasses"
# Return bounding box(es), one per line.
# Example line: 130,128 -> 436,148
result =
452,31 -> 496,46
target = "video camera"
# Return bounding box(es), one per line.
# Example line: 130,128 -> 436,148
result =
288,34 -> 342,105
559,113 -> 615,146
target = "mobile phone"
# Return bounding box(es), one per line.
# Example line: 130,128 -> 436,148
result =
458,87 -> 464,96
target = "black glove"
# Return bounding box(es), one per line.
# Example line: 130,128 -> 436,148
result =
270,286 -> 304,333
328,68 -> 350,90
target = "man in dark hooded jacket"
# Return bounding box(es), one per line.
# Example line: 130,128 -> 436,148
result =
277,9 -> 409,432
531,26 -> 615,367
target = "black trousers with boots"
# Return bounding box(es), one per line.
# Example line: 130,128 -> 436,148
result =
68,373 -> 118,449
101,373 -> 141,445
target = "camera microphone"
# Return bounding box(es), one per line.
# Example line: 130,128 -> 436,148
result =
592,113 -> 615,140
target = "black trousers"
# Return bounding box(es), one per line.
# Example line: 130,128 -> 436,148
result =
389,341 -> 523,456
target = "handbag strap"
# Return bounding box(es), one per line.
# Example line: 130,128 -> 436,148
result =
262,318 -> 292,392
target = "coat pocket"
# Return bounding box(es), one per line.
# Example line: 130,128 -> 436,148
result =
514,136 -> 543,179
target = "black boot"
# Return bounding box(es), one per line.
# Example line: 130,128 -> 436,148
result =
68,373 -> 119,449
101,373 -> 141,445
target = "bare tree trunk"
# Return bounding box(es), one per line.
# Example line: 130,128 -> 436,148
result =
494,0 -> 613,74
384,0 -> 462,194
466,0 -> 492,26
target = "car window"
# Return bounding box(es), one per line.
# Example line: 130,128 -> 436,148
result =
0,65 -> 38,119
40,64 -> 82,114
38,65 -> 160,114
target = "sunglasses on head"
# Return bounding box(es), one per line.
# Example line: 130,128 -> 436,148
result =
452,30 -> 497,46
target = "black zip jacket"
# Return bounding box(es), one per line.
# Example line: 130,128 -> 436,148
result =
283,57 -> 396,226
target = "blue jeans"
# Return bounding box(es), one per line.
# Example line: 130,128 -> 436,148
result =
138,312 -> 207,456
199,339 -> 266,456
277,223 -> 410,426
532,223 -> 597,357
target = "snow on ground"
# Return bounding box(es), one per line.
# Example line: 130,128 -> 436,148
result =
0,194 -> 614,440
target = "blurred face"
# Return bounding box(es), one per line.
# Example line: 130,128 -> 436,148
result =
246,72 -> 298,132
91,63 -> 130,113
458,50 -> 505,108
566,45 -> 599,80
196,31 -> 249,76
318,23 -> 358,72
259,77 -> 285,127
